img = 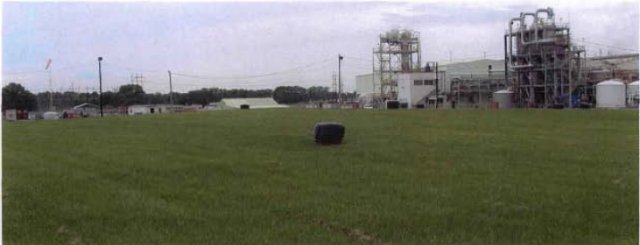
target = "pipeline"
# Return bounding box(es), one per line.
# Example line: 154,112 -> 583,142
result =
520,12 -> 537,45
535,7 -> 554,24
508,17 -> 522,65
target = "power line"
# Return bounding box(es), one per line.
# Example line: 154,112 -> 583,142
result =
342,55 -> 373,62
3,70 -> 48,75
574,38 -> 639,52
169,62 -> 334,85
170,57 -> 334,81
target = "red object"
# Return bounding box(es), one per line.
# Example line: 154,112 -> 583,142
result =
490,102 -> 499,110
16,110 -> 28,120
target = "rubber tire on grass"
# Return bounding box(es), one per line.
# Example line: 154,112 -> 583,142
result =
314,122 -> 345,145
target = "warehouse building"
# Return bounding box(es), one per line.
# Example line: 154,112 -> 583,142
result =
219,98 -> 288,109
128,104 -> 183,115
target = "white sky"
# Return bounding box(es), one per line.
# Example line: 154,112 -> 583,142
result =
2,0 -> 638,93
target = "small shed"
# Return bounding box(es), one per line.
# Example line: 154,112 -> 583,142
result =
73,103 -> 99,117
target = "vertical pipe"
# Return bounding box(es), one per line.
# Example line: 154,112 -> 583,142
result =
372,49 -> 375,96
478,77 -> 481,108
577,51 -> 582,104
435,62 -> 439,109
569,51 -> 573,108
457,80 -> 460,107
416,32 -> 421,72
379,36 -> 385,104
504,34 -> 509,89
544,61 -> 548,107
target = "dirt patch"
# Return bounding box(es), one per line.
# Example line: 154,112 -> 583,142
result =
56,225 -> 84,245
305,217 -> 393,245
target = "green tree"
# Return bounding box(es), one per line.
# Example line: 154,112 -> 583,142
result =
117,84 -> 146,106
2,83 -> 37,111
187,88 -> 222,106
273,86 -> 308,104
307,86 -> 331,101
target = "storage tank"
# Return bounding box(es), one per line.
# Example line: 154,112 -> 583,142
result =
596,80 -> 626,108
43,111 -> 59,120
493,90 -> 514,109
627,81 -> 639,107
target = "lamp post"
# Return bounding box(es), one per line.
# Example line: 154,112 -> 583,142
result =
338,54 -> 343,104
98,57 -> 103,117
168,70 -> 173,105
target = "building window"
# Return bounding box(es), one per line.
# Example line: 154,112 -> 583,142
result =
424,80 -> 434,85
414,80 -> 423,86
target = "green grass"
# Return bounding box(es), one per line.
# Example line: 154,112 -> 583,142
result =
3,109 -> 638,245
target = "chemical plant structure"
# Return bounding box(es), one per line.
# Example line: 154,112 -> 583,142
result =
356,7 -> 638,109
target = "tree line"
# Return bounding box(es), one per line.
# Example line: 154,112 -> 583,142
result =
2,83 -> 358,111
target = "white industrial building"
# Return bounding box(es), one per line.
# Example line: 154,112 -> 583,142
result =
219,98 -> 287,109
355,71 -> 443,108
355,73 -> 381,95
396,73 -> 438,108
128,104 -> 182,115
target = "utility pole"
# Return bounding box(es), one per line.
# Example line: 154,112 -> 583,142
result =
98,57 -> 103,117
338,54 -> 343,104
168,70 -> 173,105
48,63 -> 53,110
331,72 -> 337,102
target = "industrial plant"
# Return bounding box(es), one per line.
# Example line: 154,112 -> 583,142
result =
356,7 -> 639,110
3,6 -> 639,123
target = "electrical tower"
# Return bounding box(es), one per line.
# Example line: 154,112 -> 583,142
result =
130,73 -> 145,92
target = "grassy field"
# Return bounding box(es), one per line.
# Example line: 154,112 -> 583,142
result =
3,109 -> 638,245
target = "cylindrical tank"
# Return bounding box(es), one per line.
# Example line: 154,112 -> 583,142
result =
493,90 -> 514,109
627,81 -> 639,107
43,111 -> 59,120
596,80 -> 626,108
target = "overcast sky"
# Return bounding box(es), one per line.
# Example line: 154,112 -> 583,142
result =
2,0 -> 638,93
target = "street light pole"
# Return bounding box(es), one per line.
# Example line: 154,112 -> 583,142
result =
48,65 -> 53,111
338,54 -> 343,104
168,70 -> 173,105
98,57 -> 103,117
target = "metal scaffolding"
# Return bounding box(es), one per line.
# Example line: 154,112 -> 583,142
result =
505,7 -> 585,108
450,74 -> 507,108
373,29 -> 422,103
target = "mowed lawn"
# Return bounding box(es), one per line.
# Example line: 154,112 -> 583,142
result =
3,109 -> 638,245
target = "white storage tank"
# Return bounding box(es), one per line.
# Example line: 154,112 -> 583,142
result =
627,81 -> 639,107
596,80 -> 626,108
493,90 -> 514,109
43,111 -> 59,120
